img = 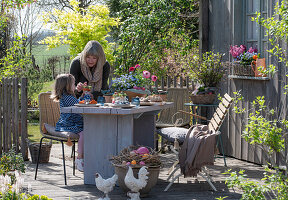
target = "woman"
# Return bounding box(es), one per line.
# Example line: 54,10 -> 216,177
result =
70,40 -> 110,100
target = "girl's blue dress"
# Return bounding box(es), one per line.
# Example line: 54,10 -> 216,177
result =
55,93 -> 83,133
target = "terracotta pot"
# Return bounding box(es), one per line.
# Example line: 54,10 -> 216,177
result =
103,95 -> 113,103
251,58 -> 266,77
113,164 -> 160,197
124,90 -> 147,101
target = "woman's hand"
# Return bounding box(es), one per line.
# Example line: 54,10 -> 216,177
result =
76,82 -> 84,92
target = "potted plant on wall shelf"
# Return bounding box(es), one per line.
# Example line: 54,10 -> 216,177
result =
185,51 -> 225,104
230,45 -> 266,77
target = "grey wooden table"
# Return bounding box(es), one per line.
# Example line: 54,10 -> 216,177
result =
61,102 -> 173,185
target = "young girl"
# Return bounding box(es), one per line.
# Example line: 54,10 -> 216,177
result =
50,74 -> 84,172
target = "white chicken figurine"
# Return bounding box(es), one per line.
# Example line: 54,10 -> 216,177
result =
95,173 -> 118,200
124,166 -> 149,200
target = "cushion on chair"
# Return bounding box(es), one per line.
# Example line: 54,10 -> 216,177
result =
156,127 -> 189,144
44,123 -> 79,140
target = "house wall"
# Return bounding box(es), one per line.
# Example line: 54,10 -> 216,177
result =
207,0 -> 287,166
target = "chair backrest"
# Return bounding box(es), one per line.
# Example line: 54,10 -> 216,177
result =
208,93 -> 233,132
38,92 -> 60,134
157,88 -> 190,127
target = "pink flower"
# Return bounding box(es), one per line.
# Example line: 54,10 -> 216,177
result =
229,45 -> 246,58
129,67 -> 135,72
151,75 -> 157,82
135,64 -> 141,68
247,47 -> 257,53
142,71 -> 151,78
141,87 -> 146,91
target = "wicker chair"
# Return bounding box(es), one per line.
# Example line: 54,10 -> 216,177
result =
35,92 -> 79,185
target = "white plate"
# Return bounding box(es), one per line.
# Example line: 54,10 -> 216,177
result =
75,104 -> 100,107
140,101 -> 164,106
110,104 -> 136,108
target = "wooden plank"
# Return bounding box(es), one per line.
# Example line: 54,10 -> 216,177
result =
199,0 -> 209,54
3,78 -> 8,152
186,77 -> 190,90
173,76 -> 177,88
215,108 -> 225,120
167,76 -> 171,88
14,78 -> 20,152
7,78 -> 12,150
224,93 -> 233,103
21,78 -> 28,160
0,79 -> 2,154
222,98 -> 231,108
161,76 -> 165,91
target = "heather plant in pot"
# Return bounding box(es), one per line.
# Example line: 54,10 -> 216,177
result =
185,51 -> 225,104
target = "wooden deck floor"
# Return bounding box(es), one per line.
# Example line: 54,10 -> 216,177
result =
23,144 -> 266,200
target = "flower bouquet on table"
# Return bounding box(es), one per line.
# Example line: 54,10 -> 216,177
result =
229,45 -> 261,76
111,64 -> 157,101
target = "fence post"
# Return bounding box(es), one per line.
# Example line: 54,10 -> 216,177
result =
161,77 -> 165,91
13,78 -> 20,152
3,78 -> 8,152
0,79 -> 2,155
21,78 -> 28,160
7,78 -> 12,150
173,76 -> 177,88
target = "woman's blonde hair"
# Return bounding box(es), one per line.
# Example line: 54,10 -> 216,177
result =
51,74 -> 75,101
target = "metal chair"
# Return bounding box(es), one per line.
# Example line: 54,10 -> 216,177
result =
157,93 -> 233,191
35,92 -> 79,185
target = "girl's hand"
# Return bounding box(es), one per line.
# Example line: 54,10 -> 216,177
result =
76,82 -> 84,92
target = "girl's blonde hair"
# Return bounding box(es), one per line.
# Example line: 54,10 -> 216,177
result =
51,74 -> 75,101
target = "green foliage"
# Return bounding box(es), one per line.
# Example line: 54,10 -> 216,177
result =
0,148 -> 25,174
0,35 -> 45,102
224,169 -> 268,200
107,0 -> 199,76
185,51 -> 225,87
0,36 -> 31,78
40,0 -> 119,61
224,168 -> 288,200
0,148 -> 25,184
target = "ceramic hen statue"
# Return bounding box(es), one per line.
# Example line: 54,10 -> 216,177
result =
124,166 -> 149,200
95,173 -> 118,200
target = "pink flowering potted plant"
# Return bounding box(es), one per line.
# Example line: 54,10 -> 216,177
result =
229,45 -> 265,76
111,64 -> 158,101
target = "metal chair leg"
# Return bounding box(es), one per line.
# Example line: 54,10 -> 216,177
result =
217,134 -> 227,167
35,137 -> 44,180
166,165 -> 180,182
61,141 -> 67,185
167,160 -> 179,175
164,172 -> 182,192
72,141 -> 76,176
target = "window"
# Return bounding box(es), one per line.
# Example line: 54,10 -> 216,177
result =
245,0 -> 268,59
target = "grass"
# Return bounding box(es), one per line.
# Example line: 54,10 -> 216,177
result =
31,80 -> 55,102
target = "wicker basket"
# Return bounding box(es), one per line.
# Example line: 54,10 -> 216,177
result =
28,141 -> 52,164
190,94 -> 216,104
232,62 -> 254,76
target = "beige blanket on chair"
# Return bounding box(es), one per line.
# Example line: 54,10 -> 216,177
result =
179,124 -> 217,177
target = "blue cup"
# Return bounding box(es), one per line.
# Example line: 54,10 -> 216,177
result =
131,97 -> 140,107
97,96 -> 105,106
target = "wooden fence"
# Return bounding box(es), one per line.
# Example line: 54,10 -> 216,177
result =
0,78 -> 28,160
